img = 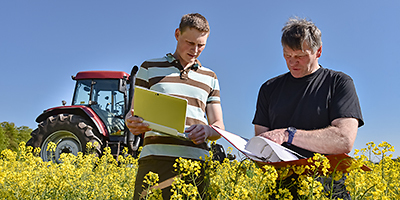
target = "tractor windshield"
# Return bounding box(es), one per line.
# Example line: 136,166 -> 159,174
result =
72,79 -> 126,135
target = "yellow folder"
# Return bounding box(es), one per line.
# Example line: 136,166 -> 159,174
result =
133,86 -> 188,138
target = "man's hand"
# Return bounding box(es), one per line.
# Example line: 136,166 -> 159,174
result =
258,128 -> 288,144
185,124 -> 215,144
125,109 -> 152,135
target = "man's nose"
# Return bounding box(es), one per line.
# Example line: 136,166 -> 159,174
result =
193,45 -> 199,53
288,57 -> 298,66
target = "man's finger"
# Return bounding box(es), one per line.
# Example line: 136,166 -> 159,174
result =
192,125 -> 204,133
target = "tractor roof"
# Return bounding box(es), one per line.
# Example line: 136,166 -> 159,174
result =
73,71 -> 130,80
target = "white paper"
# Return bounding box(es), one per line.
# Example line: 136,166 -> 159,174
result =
213,126 -> 299,162
246,136 -> 298,161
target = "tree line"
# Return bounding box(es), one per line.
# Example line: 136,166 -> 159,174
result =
0,122 -> 32,152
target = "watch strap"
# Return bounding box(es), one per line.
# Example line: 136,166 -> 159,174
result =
287,127 -> 296,144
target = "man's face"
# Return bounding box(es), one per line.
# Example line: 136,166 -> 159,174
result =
175,27 -> 209,67
283,43 -> 322,78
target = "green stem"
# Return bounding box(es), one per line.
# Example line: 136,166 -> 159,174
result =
328,156 -> 352,199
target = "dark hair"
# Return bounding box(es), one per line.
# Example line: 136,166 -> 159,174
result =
281,17 -> 322,53
179,13 -> 210,33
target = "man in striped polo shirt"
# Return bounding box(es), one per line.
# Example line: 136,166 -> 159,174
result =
126,13 -> 224,199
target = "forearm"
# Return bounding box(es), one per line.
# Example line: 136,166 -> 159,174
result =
293,125 -> 356,154
206,103 -> 224,141
256,118 -> 359,155
208,120 -> 224,141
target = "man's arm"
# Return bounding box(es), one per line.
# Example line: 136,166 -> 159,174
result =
255,117 -> 358,154
206,103 -> 225,137
186,103 -> 224,144
255,125 -> 269,136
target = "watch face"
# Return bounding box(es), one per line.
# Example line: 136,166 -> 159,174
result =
288,127 -> 296,134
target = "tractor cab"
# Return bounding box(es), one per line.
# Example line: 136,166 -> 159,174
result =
72,72 -> 128,136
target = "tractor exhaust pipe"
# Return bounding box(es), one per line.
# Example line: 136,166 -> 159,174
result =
127,66 -> 140,153
127,65 -> 138,114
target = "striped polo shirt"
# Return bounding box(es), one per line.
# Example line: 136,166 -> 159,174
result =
135,53 -> 221,161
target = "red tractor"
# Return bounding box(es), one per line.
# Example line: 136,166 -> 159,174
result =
27,67 -> 142,162
27,67 -> 232,163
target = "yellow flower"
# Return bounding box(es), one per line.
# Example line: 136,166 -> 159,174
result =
1,141 -> 400,199
143,171 -> 159,187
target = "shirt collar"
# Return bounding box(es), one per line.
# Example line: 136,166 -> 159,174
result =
165,53 -> 201,71
165,53 -> 201,80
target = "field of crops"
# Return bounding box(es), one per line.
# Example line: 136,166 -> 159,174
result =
0,141 -> 398,200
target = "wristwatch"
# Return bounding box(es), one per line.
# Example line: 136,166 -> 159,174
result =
287,127 -> 297,145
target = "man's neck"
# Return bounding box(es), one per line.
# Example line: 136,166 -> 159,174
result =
311,63 -> 321,74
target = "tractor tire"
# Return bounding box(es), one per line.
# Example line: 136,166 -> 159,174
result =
27,113 -> 103,163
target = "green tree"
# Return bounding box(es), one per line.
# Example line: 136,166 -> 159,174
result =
0,122 -> 32,152
0,126 -> 6,151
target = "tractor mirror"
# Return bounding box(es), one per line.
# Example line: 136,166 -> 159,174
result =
118,79 -> 127,93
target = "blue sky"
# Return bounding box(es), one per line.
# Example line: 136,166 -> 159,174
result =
1,0 -> 399,159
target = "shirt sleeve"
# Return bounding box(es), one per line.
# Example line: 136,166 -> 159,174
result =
207,73 -> 221,104
252,82 -> 271,128
135,62 -> 150,89
330,73 -> 364,127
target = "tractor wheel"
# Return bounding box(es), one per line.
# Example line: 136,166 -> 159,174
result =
27,113 -> 103,163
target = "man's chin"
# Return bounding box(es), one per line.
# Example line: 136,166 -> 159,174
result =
290,71 -> 304,78
184,57 -> 197,64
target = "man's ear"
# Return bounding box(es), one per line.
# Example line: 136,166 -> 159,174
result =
175,28 -> 180,40
316,46 -> 322,58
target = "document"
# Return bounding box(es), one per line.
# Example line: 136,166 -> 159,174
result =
211,126 -> 371,172
210,125 -> 301,162
244,136 -> 303,162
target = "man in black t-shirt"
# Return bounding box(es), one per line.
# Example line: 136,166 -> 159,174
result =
252,17 -> 363,199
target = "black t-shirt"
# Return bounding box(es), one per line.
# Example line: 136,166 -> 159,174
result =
252,67 -> 364,157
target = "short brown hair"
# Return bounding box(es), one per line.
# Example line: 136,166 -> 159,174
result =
179,13 -> 210,33
281,17 -> 322,53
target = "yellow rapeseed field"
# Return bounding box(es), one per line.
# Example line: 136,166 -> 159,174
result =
0,141 -> 398,199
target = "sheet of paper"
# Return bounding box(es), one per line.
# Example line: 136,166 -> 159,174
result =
213,127 -> 248,151
212,126 -> 298,162
254,136 -> 298,161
